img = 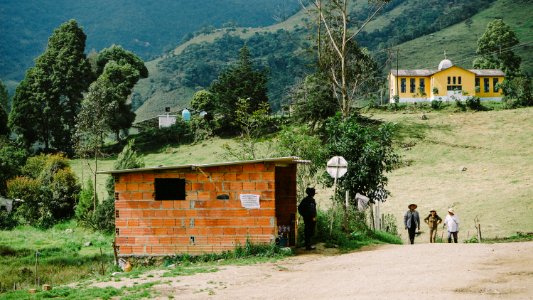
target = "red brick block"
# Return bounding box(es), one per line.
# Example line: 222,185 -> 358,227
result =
115,183 -> 127,192
261,190 -> 274,200
205,200 -> 225,209
142,192 -> 154,200
229,182 -> 243,190
142,173 -> 155,182
151,219 -> 164,226
128,219 -> 140,227
248,173 -> 261,180
130,174 -> 143,183
150,201 -> 162,209
223,227 -> 236,235
197,191 -> 212,200
138,183 -> 152,191
235,173 -> 248,181
131,246 -> 146,255
142,210 -> 155,217
254,164 -> 266,172
260,200 -> 275,208
159,237 -> 172,244
137,201 -> 151,209
130,192 -> 143,200
192,182 -> 204,190
115,219 -> 127,227
262,172 -> 275,181
255,182 -> 268,190
207,227 -> 224,235
119,246 -> 132,255
185,173 -> 198,181
224,173 -> 236,181
162,201 -> 174,209
229,165 -> 243,173
163,219 -> 175,226
243,164 -> 256,172
242,182 -> 256,190
173,227 -> 187,235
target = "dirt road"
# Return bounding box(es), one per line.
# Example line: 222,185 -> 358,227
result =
97,242 -> 533,299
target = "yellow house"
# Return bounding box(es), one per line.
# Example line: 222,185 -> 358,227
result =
389,59 -> 505,103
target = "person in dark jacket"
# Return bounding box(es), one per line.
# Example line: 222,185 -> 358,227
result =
298,187 -> 317,250
404,203 -> 420,245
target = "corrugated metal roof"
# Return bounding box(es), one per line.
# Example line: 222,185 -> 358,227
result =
97,157 -> 307,174
468,69 -> 505,76
390,69 -> 437,76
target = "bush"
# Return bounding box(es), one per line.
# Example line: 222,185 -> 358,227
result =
136,120 -> 193,150
0,137 -> 28,195
7,154 -> 80,228
91,196 -> 115,233
465,96 -> 483,111
430,99 -> 443,110
0,209 -> 18,230
76,179 -> 96,225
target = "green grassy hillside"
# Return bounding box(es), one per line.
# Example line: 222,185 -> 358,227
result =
395,0 -> 533,73
72,107 -> 533,240
373,107 -> 533,240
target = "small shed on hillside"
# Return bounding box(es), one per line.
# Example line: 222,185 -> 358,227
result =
98,157 -> 304,257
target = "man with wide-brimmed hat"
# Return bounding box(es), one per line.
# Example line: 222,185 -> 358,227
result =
444,208 -> 460,243
404,203 -> 420,244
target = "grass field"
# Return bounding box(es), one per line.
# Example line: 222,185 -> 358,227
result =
0,220 -> 114,293
370,107 -> 533,240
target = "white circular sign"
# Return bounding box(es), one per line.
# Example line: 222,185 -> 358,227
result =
327,156 -> 348,179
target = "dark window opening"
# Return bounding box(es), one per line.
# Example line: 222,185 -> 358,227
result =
447,85 -> 462,91
419,79 -> 425,93
155,178 -> 186,200
401,78 -> 406,93
447,76 -> 451,84
475,78 -> 480,91
410,78 -> 416,93
493,78 -> 499,92
114,192 -> 119,201
115,228 -> 120,235
115,210 -> 120,218
484,78 -> 490,92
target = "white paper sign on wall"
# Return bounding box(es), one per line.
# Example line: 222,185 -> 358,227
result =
240,194 -> 260,209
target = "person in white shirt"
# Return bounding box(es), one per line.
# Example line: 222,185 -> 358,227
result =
444,208 -> 459,243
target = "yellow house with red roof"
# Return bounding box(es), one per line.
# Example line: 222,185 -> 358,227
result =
389,59 -> 505,103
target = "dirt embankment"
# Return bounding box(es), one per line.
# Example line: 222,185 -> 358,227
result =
94,241 -> 533,299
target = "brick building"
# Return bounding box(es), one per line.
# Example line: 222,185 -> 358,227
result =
99,157 -> 303,256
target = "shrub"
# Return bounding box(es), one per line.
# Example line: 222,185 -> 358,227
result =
76,179 -> 96,225
91,196 -> 115,233
0,137 -> 28,195
0,209 -> 18,230
431,99 -> 443,110
465,96 -> 483,111
7,154 -> 80,228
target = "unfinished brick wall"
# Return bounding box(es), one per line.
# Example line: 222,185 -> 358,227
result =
113,162 -> 297,256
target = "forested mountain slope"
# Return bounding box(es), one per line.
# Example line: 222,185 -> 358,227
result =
0,0 -> 299,81
133,0 -> 531,122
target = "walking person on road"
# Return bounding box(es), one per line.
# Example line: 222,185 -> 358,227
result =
298,187 -> 317,250
444,208 -> 460,243
424,209 -> 442,243
404,203 -> 420,244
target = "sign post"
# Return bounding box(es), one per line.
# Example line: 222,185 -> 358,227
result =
326,156 -> 348,233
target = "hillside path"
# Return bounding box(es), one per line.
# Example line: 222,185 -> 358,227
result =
94,242 -> 533,299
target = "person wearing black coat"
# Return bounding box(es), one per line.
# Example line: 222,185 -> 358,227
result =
298,187 -> 317,250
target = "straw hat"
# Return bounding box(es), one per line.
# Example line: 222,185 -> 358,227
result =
448,208 -> 455,213
408,203 -> 417,209
430,209 -> 436,212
